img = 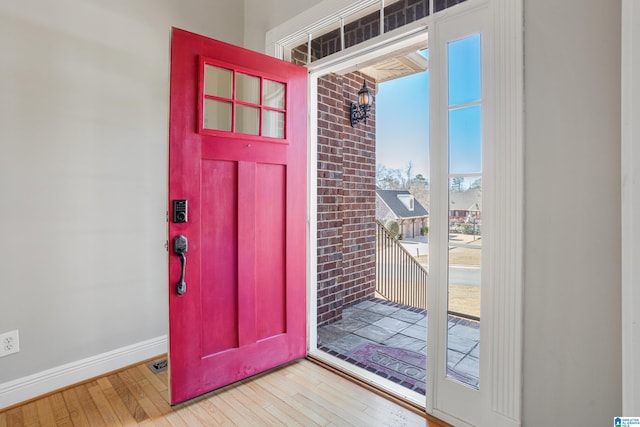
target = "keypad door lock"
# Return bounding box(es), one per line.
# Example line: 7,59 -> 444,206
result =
172,199 -> 188,223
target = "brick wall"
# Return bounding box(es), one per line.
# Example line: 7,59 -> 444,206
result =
316,72 -> 377,326
303,0 -> 466,62
310,0 -> 430,60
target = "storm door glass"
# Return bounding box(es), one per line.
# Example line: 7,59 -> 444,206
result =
446,33 -> 481,389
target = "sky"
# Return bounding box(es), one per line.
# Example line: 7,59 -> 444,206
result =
375,34 -> 481,181
375,67 -> 430,177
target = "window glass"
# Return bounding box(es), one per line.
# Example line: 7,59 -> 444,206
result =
263,80 -> 285,109
235,105 -> 260,135
236,73 -> 260,104
201,65 -> 287,139
447,33 -> 481,390
448,34 -> 481,106
449,105 -> 482,174
204,65 -> 232,98
203,99 -> 232,131
263,110 -> 285,138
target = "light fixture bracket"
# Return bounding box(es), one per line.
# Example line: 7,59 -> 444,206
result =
349,80 -> 373,127
350,102 -> 370,127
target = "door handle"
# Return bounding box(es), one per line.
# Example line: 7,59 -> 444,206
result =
173,235 -> 188,295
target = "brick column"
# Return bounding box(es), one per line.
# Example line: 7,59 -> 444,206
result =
316,71 -> 377,326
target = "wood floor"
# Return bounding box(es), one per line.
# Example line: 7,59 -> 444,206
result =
0,357 -> 449,426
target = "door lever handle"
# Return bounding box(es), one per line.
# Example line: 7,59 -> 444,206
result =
173,235 -> 188,295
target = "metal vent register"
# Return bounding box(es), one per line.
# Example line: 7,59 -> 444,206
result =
148,359 -> 168,374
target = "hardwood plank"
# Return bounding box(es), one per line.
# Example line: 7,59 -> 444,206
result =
155,369 -> 169,389
270,368 -> 346,425
19,402 -> 38,427
173,398 -> 220,427
61,388 -> 91,427
225,382 -> 285,426
192,396 -> 239,427
129,364 -> 176,421
163,411 -> 193,427
118,369 -> 171,427
95,376 -> 139,426
74,384 -> 108,427
3,408 -> 23,427
234,380 -> 312,427
246,375 -> 330,425
86,383 -> 123,427
0,358 -> 445,427
136,363 -> 168,395
267,371 -> 366,426
288,370 -> 372,421
33,399 -> 55,427
252,374 -> 332,426
45,393 -> 71,425
107,372 -> 150,423
208,389 -> 263,426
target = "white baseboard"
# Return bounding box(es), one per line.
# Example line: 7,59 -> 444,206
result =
0,335 -> 167,410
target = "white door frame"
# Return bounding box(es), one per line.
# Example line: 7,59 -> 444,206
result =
429,6 -> 487,423
266,1 -> 523,425
307,18 -> 432,409
621,0 -> 640,416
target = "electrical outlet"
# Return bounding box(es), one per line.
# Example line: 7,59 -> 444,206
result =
0,330 -> 19,357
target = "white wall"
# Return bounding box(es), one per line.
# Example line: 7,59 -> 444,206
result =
523,0 -> 622,425
243,0 -> 321,52
622,0 -> 640,415
0,0 -> 242,387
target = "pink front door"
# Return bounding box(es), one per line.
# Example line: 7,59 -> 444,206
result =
168,28 -> 307,405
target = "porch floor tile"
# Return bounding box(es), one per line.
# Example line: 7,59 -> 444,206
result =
372,316 -> 413,333
317,298 -> 479,395
353,324 -> 397,343
390,309 -> 426,324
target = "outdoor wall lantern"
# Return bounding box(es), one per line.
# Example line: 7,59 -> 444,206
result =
350,80 -> 373,127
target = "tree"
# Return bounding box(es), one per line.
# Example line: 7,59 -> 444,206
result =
384,219 -> 400,238
404,161 -> 414,189
450,176 -> 464,192
376,163 -> 403,189
408,173 -> 429,211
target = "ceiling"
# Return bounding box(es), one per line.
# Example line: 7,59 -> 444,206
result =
359,51 -> 428,83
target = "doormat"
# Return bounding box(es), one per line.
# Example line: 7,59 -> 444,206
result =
148,358 -> 168,374
348,343 -> 426,394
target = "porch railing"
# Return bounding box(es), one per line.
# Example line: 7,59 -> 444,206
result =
375,220 -> 428,310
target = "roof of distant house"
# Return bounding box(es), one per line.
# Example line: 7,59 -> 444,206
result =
376,188 -> 428,219
449,187 -> 482,212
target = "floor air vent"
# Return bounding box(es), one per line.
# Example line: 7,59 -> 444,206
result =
148,359 -> 168,374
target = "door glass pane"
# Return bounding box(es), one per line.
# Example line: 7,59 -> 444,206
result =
203,99 -> 232,131
447,32 -> 481,390
263,80 -> 285,109
235,105 -> 259,135
435,0 -> 468,13
236,73 -> 260,104
204,65 -> 232,99
262,110 -> 285,138
448,34 -> 481,106
447,176 -> 481,388
449,105 -> 481,175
